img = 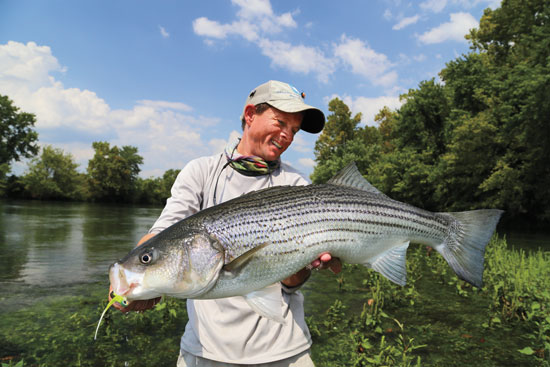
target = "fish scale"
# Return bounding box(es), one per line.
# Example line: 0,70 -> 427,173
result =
109,162 -> 503,321
192,184 -> 462,298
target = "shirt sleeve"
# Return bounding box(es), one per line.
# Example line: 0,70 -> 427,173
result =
149,159 -> 206,234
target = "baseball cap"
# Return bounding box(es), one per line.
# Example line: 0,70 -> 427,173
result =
242,80 -> 325,134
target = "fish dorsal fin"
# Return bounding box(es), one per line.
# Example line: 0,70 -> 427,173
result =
223,242 -> 270,272
327,162 -> 384,195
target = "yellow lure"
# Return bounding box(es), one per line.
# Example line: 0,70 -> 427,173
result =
94,292 -> 128,340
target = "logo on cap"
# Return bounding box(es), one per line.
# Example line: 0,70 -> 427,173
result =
289,85 -> 300,96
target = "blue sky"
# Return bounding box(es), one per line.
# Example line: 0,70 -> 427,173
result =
0,0 -> 500,179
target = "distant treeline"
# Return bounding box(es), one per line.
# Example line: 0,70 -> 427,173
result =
1,0 -> 548,224
1,140 -> 179,205
311,0 -> 549,227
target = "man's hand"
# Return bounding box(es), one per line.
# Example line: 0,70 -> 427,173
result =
281,252 -> 342,288
109,285 -> 162,312
310,252 -> 342,273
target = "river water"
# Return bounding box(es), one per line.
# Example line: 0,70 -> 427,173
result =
0,200 -> 163,313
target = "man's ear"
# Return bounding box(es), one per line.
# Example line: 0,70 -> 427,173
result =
243,104 -> 256,127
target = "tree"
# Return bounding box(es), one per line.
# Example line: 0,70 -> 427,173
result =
311,98 -> 376,183
0,95 -> 39,165
87,141 -> 144,202
0,95 -> 39,195
22,145 -> 86,200
161,169 -> 180,198
463,0 -> 550,222
135,168 -> 180,205
393,79 -> 451,158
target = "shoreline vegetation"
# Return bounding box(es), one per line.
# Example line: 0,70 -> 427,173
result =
1,236 -> 549,367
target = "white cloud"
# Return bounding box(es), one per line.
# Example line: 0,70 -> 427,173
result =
192,18 -> 262,43
0,42 -> 111,133
334,35 -> 397,87
452,0 -> 501,9
192,0 -> 342,81
420,0 -> 447,13
138,100 -> 193,111
233,0 -> 273,18
258,39 -> 336,83
418,12 -> 478,44
193,17 -> 233,39
208,130 -> 242,154
298,158 -> 315,170
393,15 -> 420,30
159,25 -> 170,38
327,94 -> 403,126
290,134 -> 312,154
0,41 -> 225,177
232,0 -> 297,31
0,41 -> 65,94
192,0 -> 296,43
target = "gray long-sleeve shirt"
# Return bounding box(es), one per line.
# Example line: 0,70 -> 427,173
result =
149,153 -> 312,364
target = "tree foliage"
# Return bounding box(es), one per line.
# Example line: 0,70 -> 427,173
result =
0,95 -> 39,194
312,98 -> 380,184
312,0 -> 550,225
0,95 -> 39,166
87,141 -> 144,202
22,145 -> 86,200
136,169 -> 180,205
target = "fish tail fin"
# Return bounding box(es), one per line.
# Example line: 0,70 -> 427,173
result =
434,209 -> 503,288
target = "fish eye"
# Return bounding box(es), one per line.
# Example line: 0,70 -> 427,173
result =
140,251 -> 154,264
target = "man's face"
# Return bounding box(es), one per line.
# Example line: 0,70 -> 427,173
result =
243,106 -> 303,161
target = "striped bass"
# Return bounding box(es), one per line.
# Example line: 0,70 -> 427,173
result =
109,163 -> 503,322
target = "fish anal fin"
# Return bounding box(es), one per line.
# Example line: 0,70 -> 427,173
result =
368,242 -> 409,286
327,162 -> 384,195
244,283 -> 286,324
223,242 -> 270,272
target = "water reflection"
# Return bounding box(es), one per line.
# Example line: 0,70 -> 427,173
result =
0,200 -> 161,287
81,203 -> 162,278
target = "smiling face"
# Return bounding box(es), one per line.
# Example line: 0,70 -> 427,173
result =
239,104 -> 303,161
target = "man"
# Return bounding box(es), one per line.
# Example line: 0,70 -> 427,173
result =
114,80 -> 340,366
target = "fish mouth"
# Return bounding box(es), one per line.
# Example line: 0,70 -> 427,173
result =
109,263 -> 141,298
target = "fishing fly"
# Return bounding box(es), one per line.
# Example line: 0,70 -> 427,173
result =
94,291 -> 128,340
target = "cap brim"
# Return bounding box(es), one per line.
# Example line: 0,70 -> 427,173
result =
268,100 -> 325,134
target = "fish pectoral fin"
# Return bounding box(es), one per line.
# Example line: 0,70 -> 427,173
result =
223,242 -> 270,273
367,241 -> 409,286
243,283 -> 286,324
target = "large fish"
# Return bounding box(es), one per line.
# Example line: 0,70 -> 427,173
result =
109,163 -> 503,322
